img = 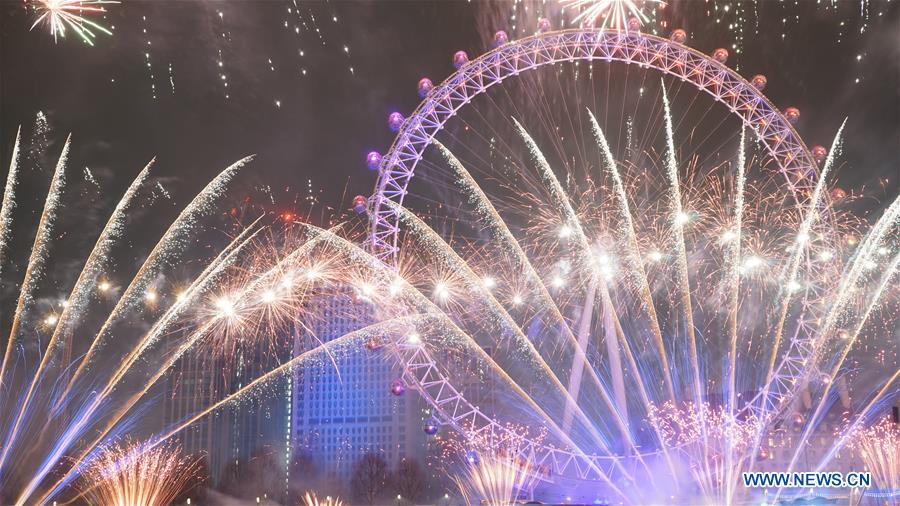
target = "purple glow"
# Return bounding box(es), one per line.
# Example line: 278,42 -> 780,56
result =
452,50 -> 468,69
417,77 -> 434,98
389,378 -> 405,396
538,18 -> 551,33
493,30 -> 508,47
388,111 -> 404,132
366,151 -> 382,171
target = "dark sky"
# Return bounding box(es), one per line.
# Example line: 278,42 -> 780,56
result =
0,0 -> 897,221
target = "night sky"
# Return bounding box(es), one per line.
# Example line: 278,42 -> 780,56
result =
1,1 -> 898,224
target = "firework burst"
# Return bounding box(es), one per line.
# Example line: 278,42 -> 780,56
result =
81,440 -> 198,506
29,0 -> 118,45
842,416 -> 900,495
301,491 -> 344,506
559,0 -> 664,29
453,448 -> 540,506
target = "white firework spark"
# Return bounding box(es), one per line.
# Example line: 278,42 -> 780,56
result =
559,0 -> 664,29
0,128 -> 21,281
29,0 -> 118,45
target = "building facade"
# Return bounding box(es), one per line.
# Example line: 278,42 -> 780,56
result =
291,287 -> 425,484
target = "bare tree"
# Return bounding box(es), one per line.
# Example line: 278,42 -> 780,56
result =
394,458 -> 427,503
350,453 -> 388,505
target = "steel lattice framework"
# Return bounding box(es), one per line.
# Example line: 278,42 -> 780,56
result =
371,28 -> 822,482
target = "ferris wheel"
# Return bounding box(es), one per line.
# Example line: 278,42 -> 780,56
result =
366,21 -> 836,489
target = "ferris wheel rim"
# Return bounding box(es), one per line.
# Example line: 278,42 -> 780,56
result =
370,27 -> 823,481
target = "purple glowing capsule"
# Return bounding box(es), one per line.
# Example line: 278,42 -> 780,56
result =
388,112 -> 404,132
453,50 -> 469,69
366,151 -> 382,171
493,30 -> 508,47
751,74 -> 767,91
537,18 -> 551,33
417,77 -> 434,98
713,48 -> 729,64
390,378 -> 406,396
423,417 -> 439,435
352,195 -> 367,215
784,107 -> 800,124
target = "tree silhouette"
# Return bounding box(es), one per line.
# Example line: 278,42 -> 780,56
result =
394,458 -> 427,503
350,453 -> 388,505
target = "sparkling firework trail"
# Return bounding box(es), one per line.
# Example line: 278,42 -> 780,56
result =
0,160 -> 154,494
660,80 -> 717,493
60,155 -> 253,396
776,201 -> 900,500
23,180 -> 258,502
0,125 -> 267,504
587,109 -> 676,403
0,127 -> 21,283
724,127 -> 747,505
29,0 -> 118,45
33,219 -> 265,505
0,135 -> 69,391
743,119 -> 851,485
513,117 -> 633,439
661,82 -> 702,413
